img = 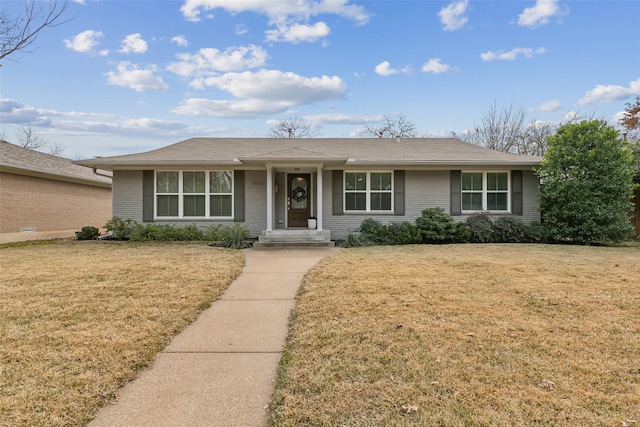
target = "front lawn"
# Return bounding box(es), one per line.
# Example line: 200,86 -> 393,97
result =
0,241 -> 244,427
270,244 -> 640,426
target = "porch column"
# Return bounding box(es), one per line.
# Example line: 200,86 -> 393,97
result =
266,166 -> 273,232
316,165 -> 323,231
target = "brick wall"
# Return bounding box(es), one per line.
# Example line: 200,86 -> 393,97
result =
0,171 -> 112,233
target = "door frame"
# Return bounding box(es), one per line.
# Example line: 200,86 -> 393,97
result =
286,173 -> 312,228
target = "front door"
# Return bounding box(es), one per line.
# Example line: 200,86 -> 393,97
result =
288,174 -> 311,227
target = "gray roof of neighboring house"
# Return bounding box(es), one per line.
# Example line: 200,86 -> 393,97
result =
75,137 -> 542,170
0,141 -> 112,187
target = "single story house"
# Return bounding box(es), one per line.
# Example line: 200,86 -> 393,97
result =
76,138 -> 541,244
0,141 -> 112,243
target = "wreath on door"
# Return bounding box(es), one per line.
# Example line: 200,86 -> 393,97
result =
292,187 -> 307,202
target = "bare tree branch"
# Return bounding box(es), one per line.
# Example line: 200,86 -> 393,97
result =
268,116 -> 322,138
359,113 -> 419,138
17,126 -> 64,155
1,0 -> 71,63
454,102 -> 554,156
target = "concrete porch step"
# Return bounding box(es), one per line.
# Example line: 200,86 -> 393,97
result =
254,229 -> 334,248
253,240 -> 335,248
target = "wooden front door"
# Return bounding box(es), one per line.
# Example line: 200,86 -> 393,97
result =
288,174 -> 311,227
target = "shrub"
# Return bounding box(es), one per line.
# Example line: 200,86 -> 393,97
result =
524,222 -> 554,244
203,224 -> 223,241
359,218 -> 384,235
340,232 -> 373,248
179,224 -> 204,241
415,208 -> 461,243
76,226 -> 100,240
493,217 -> 529,243
466,213 -> 497,243
385,221 -> 422,245
129,224 -> 178,241
104,217 -> 137,240
219,223 -> 250,249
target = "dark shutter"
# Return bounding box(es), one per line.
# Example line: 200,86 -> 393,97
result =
450,170 -> 462,215
394,170 -> 405,216
511,170 -> 523,215
332,170 -> 343,215
142,170 -> 154,222
234,170 -> 245,222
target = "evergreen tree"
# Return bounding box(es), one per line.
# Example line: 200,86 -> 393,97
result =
538,119 -> 635,244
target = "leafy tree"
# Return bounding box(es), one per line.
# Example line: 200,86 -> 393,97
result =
268,116 -> 321,138
360,113 -> 419,138
618,96 -> 640,183
1,0 -> 71,63
538,119 -> 635,244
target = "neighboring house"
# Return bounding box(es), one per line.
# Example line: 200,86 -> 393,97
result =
76,138 -> 541,243
0,141 -> 112,242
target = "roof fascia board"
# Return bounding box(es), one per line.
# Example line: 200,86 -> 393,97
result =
0,165 -> 112,188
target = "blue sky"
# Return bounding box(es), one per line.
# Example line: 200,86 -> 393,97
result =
1,0 -> 638,159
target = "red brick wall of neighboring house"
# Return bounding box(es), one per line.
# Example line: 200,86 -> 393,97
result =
0,171 -> 112,234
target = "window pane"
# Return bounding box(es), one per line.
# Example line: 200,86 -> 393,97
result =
184,195 -> 205,216
487,193 -> 508,211
157,195 -> 178,216
183,172 -> 205,193
345,192 -> 367,211
345,173 -> 366,191
156,172 -> 178,193
487,173 -> 508,191
462,193 -> 483,211
210,171 -> 232,193
462,173 -> 482,191
371,192 -> 392,211
210,195 -> 232,217
371,173 -> 392,191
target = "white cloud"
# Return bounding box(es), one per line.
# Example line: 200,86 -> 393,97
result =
180,0 -> 370,25
198,69 -> 346,103
0,98 -> 51,126
375,61 -> 398,77
173,98 -> 290,118
374,61 -> 412,77
167,45 -> 268,78
302,113 -> 385,125
438,0 -> 469,31
171,35 -> 189,47
578,78 -> 640,106
106,62 -> 169,92
421,58 -> 452,74
63,30 -> 104,54
265,21 -> 330,43
119,33 -> 148,54
173,69 -> 347,118
480,47 -> 546,61
536,100 -> 562,111
518,0 -> 568,28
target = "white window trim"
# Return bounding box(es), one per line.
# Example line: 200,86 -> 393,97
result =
154,170 -> 234,219
343,170 -> 394,213
461,171 -> 511,213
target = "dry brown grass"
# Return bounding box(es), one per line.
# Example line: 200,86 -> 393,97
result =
270,244 -> 640,426
0,241 -> 244,427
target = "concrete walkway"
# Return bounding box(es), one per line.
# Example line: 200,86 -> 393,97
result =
89,247 -> 338,427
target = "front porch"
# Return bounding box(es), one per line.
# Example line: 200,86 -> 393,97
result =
253,229 -> 334,248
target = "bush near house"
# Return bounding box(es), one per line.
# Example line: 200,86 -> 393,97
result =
102,218 -> 250,248
342,212 -> 555,247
